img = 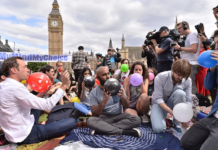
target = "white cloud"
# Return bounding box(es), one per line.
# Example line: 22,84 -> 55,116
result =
0,0 -> 217,56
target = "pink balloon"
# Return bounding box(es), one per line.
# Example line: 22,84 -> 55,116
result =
130,73 -> 143,86
149,72 -> 154,80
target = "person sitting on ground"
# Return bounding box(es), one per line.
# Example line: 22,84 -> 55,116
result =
87,66 -> 141,137
77,67 -> 93,103
151,59 -> 192,134
42,65 -> 64,105
54,60 -> 64,82
123,61 -> 150,116
114,59 -> 130,85
181,29 -> 218,150
0,56 -> 76,144
147,68 -> 157,100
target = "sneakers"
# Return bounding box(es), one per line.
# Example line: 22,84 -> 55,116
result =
91,130 -> 104,135
122,128 -> 141,137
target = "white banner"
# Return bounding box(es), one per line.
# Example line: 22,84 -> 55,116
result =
0,52 -> 72,62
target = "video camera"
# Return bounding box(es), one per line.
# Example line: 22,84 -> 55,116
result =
144,30 -> 161,45
169,29 -> 186,47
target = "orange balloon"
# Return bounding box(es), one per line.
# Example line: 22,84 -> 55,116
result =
95,79 -> 100,85
27,72 -> 51,93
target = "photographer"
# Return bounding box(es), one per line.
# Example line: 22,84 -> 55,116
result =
141,44 -> 157,69
102,49 -> 121,71
151,26 -> 174,73
174,21 -> 200,94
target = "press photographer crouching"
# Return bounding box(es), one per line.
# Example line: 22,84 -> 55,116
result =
150,26 -> 174,73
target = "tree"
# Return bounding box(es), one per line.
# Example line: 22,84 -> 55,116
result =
27,62 -> 47,72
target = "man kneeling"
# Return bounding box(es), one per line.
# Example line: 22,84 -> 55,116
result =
151,59 -> 192,133
87,67 -> 141,137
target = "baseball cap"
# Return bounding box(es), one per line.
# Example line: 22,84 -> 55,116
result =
96,53 -> 102,56
157,26 -> 169,33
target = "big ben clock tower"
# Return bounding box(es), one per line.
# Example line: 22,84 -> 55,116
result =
48,0 -> 63,66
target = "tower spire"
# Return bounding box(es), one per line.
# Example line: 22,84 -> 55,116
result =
53,0 -> 58,5
109,38 -> 113,49
121,34 -> 125,49
174,16 -> 178,30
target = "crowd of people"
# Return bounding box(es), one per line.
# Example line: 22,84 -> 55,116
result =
0,6 -> 218,150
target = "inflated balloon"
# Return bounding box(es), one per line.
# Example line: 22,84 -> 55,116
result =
71,97 -> 80,103
21,80 -> 26,84
104,78 -> 121,96
27,72 -> 51,93
173,103 -> 193,122
130,73 -> 143,86
198,50 -> 217,68
95,79 -> 100,85
84,76 -> 95,88
59,68 -> 63,72
149,73 -> 154,80
120,64 -> 129,73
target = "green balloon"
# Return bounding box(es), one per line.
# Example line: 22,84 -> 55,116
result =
120,64 -> 129,72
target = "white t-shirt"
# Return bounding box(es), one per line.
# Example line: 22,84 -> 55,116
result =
114,69 -> 129,85
181,32 -> 200,65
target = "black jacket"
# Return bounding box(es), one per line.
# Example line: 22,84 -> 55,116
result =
141,49 -> 157,69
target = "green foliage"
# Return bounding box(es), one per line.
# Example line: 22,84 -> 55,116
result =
27,62 -> 48,72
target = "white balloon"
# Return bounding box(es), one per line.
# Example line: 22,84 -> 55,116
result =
173,103 -> 193,122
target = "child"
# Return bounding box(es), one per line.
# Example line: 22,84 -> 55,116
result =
123,61 -> 150,116
148,68 -> 157,100
115,59 -> 130,85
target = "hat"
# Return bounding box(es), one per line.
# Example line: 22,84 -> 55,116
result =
107,49 -> 112,51
96,53 -> 102,56
157,26 -> 169,33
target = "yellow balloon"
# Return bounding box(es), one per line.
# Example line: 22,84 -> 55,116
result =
21,80 -> 26,84
71,97 -> 80,103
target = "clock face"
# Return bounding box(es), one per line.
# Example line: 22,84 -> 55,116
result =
51,20 -> 58,27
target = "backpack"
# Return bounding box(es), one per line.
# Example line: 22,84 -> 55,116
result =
47,102 -> 82,124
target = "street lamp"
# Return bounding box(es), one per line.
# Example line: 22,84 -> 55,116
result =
17,49 -> 20,53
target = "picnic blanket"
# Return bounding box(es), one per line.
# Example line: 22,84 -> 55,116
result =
60,123 -> 184,150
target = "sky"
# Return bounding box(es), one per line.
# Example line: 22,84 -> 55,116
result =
0,0 -> 217,55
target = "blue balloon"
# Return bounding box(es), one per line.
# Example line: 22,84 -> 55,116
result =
198,50 -> 217,68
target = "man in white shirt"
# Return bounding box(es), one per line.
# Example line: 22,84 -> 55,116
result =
174,21 -> 200,94
0,57 -> 76,144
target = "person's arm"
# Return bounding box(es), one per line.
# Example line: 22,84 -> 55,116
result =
174,33 -> 199,53
90,90 -> 111,116
123,76 -> 130,99
184,78 -> 192,106
71,54 -> 75,69
85,53 -> 89,63
151,39 -> 168,54
15,71 -> 69,110
79,82 -> 86,102
117,87 -> 129,108
204,66 -> 217,90
142,79 -> 149,94
152,74 -> 173,114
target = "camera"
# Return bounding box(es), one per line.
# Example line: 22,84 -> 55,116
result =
144,30 -> 161,45
169,29 -> 186,47
195,23 -> 204,34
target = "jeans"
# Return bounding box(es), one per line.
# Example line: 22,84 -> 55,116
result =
190,65 -> 199,94
74,70 -> 82,82
157,61 -> 173,74
151,89 -> 186,133
21,109 -> 77,144
87,113 -> 141,135
181,116 -> 218,150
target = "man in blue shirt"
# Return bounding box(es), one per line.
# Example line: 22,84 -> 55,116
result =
151,26 -> 174,73
181,29 -> 218,150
